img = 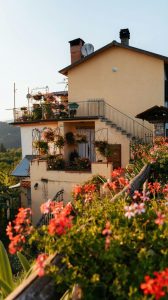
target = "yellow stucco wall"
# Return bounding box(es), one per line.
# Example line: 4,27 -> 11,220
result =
68,47 -> 164,119
95,120 -> 130,167
30,159 -> 112,224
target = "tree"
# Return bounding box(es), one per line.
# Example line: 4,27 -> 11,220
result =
0,143 -> 6,153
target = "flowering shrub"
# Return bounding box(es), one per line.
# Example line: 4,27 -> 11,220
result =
7,174 -> 167,299
4,139 -> 168,299
130,138 -> 168,184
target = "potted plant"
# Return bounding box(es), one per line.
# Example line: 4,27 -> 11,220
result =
34,140 -> 48,155
47,154 -> 65,170
41,128 -> 54,142
55,135 -> 65,150
20,106 -> 27,111
94,141 -> 109,156
65,132 -> 76,145
42,102 -> 54,120
76,133 -> 87,143
94,141 -> 114,162
32,104 -> 42,120
68,102 -> 79,117
33,93 -> 42,100
76,157 -> 91,170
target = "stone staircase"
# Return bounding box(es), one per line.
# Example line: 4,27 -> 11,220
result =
98,101 -> 153,143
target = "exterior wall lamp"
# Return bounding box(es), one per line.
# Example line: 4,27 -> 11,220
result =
34,183 -> 38,190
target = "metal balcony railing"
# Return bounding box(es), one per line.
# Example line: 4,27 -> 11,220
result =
13,99 -> 153,142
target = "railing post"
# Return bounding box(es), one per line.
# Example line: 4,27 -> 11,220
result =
98,100 -> 100,117
133,120 -> 135,137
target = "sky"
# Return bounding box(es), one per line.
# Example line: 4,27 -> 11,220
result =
0,0 -> 168,121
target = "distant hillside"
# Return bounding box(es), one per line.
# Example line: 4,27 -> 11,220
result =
0,122 -> 21,149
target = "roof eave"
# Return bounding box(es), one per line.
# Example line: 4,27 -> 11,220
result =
59,41 -> 168,76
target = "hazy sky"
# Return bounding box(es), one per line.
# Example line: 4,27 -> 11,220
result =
0,0 -> 168,121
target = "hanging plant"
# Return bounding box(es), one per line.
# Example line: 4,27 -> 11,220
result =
94,141 -> 112,157
55,135 -> 65,149
33,93 -> 42,100
65,132 -> 76,145
41,128 -> 54,142
75,134 -> 88,144
33,140 -> 48,154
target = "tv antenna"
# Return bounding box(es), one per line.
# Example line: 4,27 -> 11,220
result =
57,78 -> 68,91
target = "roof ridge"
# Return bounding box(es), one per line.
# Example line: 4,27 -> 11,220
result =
59,40 -> 168,75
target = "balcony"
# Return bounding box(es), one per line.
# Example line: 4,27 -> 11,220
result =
13,100 -> 104,123
13,99 -> 153,143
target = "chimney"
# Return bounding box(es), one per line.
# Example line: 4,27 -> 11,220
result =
119,29 -> 130,46
69,38 -> 85,64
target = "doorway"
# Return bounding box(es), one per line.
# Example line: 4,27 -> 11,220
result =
77,128 -> 95,162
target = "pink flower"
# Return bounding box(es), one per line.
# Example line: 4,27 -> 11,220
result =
40,199 -> 53,214
134,203 -> 146,214
84,193 -> 93,204
163,184 -> 168,200
155,212 -> 165,226
124,204 -> 136,219
133,190 -> 141,200
124,202 -> 146,219
140,191 -> 150,202
35,253 -> 48,277
102,221 -> 111,236
102,221 -> 111,250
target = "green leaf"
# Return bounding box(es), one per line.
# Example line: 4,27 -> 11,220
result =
60,289 -> 72,300
0,241 -> 14,290
0,278 -> 13,297
17,252 -> 31,273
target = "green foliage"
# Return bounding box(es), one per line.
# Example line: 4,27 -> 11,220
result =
0,241 -> 14,296
0,148 -> 21,186
0,149 -> 21,245
0,241 -> 31,299
17,252 -> 31,273
0,144 -> 6,153
65,132 -> 76,145
94,141 -> 111,157
47,155 -> 65,170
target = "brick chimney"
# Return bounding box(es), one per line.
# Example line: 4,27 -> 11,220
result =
69,38 -> 85,64
119,29 -> 130,46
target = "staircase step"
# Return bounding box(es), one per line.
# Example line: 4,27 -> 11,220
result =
100,117 -> 107,122
121,130 -> 127,134
110,123 -> 117,128
105,121 -> 112,125
116,126 -> 122,131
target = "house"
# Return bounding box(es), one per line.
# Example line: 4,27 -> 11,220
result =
12,29 -> 168,223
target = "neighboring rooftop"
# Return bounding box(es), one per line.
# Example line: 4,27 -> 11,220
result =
11,155 -> 35,177
136,106 -> 168,123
